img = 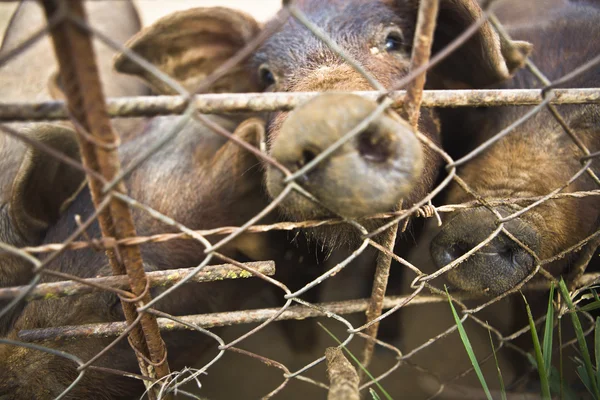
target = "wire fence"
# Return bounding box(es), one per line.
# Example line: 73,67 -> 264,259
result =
0,0 -> 598,399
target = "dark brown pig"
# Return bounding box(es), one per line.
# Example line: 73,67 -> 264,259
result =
0,125 -> 84,334
0,115 -> 290,399
431,1 -> 600,295
111,0 -> 531,347
0,0 -> 149,332
114,0 -> 530,245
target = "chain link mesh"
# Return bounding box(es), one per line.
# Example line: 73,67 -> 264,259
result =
0,0 -> 598,398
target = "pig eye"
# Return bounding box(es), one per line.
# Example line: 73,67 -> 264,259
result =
383,28 -> 404,53
258,64 -> 276,87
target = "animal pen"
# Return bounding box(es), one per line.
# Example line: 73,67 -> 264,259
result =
0,0 -> 599,399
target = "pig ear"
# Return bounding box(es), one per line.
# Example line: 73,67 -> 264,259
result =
114,7 -> 261,95
210,118 -> 265,167
431,0 -> 532,88
10,125 -> 85,242
207,118 -> 266,192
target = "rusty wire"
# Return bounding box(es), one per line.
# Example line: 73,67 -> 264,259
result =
0,0 -> 598,398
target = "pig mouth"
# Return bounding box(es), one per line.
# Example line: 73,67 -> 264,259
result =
430,207 -> 542,296
438,243 -> 537,296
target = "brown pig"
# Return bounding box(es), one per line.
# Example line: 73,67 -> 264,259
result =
0,125 -> 84,334
114,0 -> 530,245
0,0 -> 149,332
0,115 -> 289,399
0,2 -> 534,396
431,1 -> 600,295
110,0 -> 531,346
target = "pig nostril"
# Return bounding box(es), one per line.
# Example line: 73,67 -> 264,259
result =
292,149 -> 318,184
448,241 -> 471,261
358,129 -> 392,163
297,149 -> 317,169
510,248 -> 534,269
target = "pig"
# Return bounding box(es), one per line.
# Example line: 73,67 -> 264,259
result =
0,0 -> 149,332
1,0 -> 322,354
0,115 -> 297,399
0,0 -> 534,395
431,1 -> 600,295
0,125 -> 84,334
112,0 -> 530,345
114,0 -> 530,246
0,0 -> 149,137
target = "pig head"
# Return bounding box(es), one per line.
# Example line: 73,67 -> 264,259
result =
114,0 -> 530,246
432,1 -> 600,295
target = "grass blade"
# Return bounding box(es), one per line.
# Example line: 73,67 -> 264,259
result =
522,293 -> 552,400
370,388 -> 382,400
542,283 -> 555,376
578,364 -> 594,396
318,322 -> 393,400
445,287 -> 492,400
558,278 -> 600,399
579,301 -> 600,313
487,328 -> 507,400
548,366 -> 579,400
579,289 -> 600,312
595,318 -> 600,390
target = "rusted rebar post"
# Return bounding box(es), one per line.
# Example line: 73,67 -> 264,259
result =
403,0 -> 440,129
360,0 -> 440,375
40,0 -> 170,397
360,226 -> 398,373
326,347 -> 360,400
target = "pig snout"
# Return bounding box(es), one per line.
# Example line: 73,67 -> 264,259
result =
430,207 -> 541,295
265,93 -> 423,219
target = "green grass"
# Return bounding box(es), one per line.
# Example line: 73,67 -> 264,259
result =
558,278 -> 600,399
542,284 -> 555,375
370,388 -> 382,400
487,328 -> 507,400
522,292 -> 551,399
449,279 -> 600,399
445,286 -> 493,400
